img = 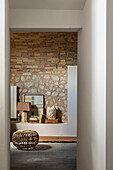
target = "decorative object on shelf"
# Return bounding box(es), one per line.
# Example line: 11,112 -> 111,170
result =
17,102 -> 31,123
12,130 -> 39,150
61,112 -> 68,123
46,106 -> 58,120
45,119 -> 58,124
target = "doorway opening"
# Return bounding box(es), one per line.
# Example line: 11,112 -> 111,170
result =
10,31 -> 77,170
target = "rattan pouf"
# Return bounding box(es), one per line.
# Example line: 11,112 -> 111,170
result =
12,130 -> 39,150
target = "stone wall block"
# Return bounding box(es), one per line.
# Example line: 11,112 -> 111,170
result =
52,92 -> 58,97
24,82 -> 33,88
15,77 -> 19,82
23,89 -> 27,93
23,73 -> 31,76
28,89 -> 38,93
59,93 -> 65,96
21,76 -> 25,82
27,76 -> 31,80
44,75 -> 50,79
32,75 -> 39,80
59,85 -> 64,88
17,83 -> 23,88
52,75 -> 59,81
45,91 -> 51,96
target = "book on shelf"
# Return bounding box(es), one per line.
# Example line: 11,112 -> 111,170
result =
29,117 -> 38,121
39,114 -> 45,124
29,116 -> 38,123
29,120 -> 38,124
29,115 -> 45,123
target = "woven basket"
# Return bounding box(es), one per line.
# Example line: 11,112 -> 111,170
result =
12,130 -> 39,150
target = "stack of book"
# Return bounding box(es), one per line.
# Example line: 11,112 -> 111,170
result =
29,117 -> 38,123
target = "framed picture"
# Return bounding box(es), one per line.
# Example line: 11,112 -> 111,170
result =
24,94 -> 44,119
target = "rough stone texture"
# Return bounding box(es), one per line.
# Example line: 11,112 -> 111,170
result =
19,89 -> 21,93
52,75 -> 59,81
28,89 -> 38,93
45,91 -> 51,96
61,81 -> 65,84
23,73 -> 31,76
15,77 -> 19,82
24,82 -> 33,88
60,77 -> 66,80
65,85 -> 68,89
10,32 -> 78,123
59,85 -> 64,88
54,82 -> 59,85
60,107 -> 64,111
21,76 -> 25,82
62,97 -> 66,100
32,75 -> 39,81
35,82 -> 38,87
27,76 -> 31,80
44,75 -> 50,79
52,92 -> 58,97
10,69 -> 68,122
59,93 -> 65,97
23,89 -> 27,93
16,83 -> 23,88
10,32 -> 77,72
40,85 -> 44,90
56,88 -> 61,92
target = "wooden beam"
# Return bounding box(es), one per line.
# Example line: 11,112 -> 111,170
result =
39,136 -> 77,142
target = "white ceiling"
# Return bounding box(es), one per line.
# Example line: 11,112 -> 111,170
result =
9,0 -> 86,10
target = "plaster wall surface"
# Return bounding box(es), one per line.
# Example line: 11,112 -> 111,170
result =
0,0 -> 10,169
78,0 -> 106,169
10,9 -> 82,30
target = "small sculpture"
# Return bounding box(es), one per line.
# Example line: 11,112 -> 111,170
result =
46,106 -> 57,119
62,112 -> 68,123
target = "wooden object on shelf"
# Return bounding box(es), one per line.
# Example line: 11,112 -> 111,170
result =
45,119 -> 58,124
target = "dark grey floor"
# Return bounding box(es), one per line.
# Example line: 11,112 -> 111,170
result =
10,142 -> 77,170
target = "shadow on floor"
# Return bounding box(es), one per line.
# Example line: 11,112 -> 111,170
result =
35,144 -> 52,151
17,144 -> 52,151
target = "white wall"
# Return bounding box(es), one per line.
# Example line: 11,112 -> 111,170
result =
78,0 -> 106,170
10,9 -> 82,30
0,0 -> 10,169
106,0 -> 113,169
16,66 -> 77,137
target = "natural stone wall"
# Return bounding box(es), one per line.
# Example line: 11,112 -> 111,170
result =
10,32 -> 77,72
10,32 -> 78,123
10,69 -> 68,122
